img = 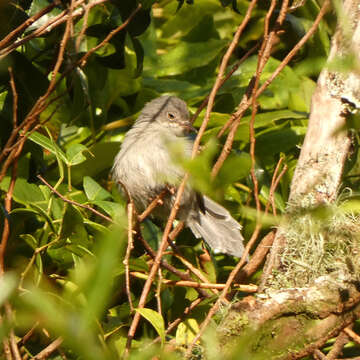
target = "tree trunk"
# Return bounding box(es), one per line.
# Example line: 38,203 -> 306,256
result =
218,1 -> 360,358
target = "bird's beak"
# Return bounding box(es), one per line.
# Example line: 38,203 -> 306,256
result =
180,121 -> 197,133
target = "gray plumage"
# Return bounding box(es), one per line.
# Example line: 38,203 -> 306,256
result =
112,95 -> 245,257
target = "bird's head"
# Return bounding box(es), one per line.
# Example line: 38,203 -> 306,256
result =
138,96 -> 195,136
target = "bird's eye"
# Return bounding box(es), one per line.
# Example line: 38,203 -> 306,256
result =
167,112 -> 176,120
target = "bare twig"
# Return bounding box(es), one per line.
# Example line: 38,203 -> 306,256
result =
2,337 -> 12,360
343,327 -> 360,345
233,230 -> 275,285
33,337 -> 63,359
0,150 -> 18,275
124,202 -> 135,312
326,329 -> 350,360
138,189 -> 169,222
0,0 -> 61,50
269,158 -> 285,216
37,175 -> 113,223
130,272 -> 257,292
17,322 -> 39,347
173,254 -> 219,295
212,0 -> 329,177
125,173 -> 191,356
150,297 -> 205,345
8,68 -> 17,128
191,42 -> 260,125
192,0 -> 258,160
5,303 -> 21,360
156,268 -> 163,314
79,4 -> 142,67
313,349 -> 327,360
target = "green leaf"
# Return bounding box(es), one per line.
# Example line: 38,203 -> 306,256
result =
28,131 -> 68,164
66,144 -> 88,166
56,204 -> 88,248
0,177 -> 45,205
155,39 -> 227,77
20,234 -> 38,250
135,308 -> 165,345
83,176 -> 112,201
92,200 -> 125,221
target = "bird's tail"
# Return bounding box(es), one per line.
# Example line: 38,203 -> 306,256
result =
187,196 -> 245,258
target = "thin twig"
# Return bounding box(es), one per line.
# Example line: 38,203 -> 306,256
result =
37,175 -> 113,223
79,4 -> 142,67
0,150 -> 19,275
130,272 -> 257,292
233,230 -> 275,285
156,268 -> 163,314
212,0 -> 329,177
124,203 -> 135,312
326,329 -> 350,360
343,327 -> 360,345
313,349 -> 327,360
191,0 -> 258,160
150,297 -> 204,346
269,157 -> 285,216
8,68 -> 17,128
17,322 -> 39,347
125,174 -> 190,356
5,303 -> 21,360
138,189 -> 169,222
0,0 -> 61,50
173,254 -> 219,295
33,337 -> 63,360
191,42 -> 260,125
133,222 -> 211,299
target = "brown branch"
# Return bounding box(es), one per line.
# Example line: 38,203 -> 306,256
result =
37,175 -> 113,223
0,0 -> 107,59
33,337 -> 63,360
313,349 -> 327,360
8,68 -> 17,128
343,327 -> 360,345
17,322 -> 39,347
79,3 -> 142,67
125,174 -> 190,356
185,221 -> 262,358
190,42 -> 260,125
326,329 -> 350,360
191,0 -> 258,160
212,0 -> 329,178
173,253 -> 220,295
156,268 -> 163,315
124,203 -> 135,312
151,297 -> 205,345
130,272 -> 257,292
0,151 -> 19,275
0,0 -> 61,50
134,227 -> 211,299
233,230 -> 275,285
75,2 -> 91,52
2,337 -> 12,360
5,303 -> 21,360
269,157 -> 285,216
255,0 -> 331,98
138,189 -> 169,222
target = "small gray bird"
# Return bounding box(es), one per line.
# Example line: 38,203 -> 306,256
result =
112,95 -> 245,257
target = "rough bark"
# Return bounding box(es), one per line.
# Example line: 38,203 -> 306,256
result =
261,0 -> 360,287
218,0 -> 360,358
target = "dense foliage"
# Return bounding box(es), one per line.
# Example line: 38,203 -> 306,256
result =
0,0 -> 343,358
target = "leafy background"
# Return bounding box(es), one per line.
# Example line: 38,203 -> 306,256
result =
0,0 -> 344,359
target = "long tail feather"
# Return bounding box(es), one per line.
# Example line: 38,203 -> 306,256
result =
187,196 -> 245,257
